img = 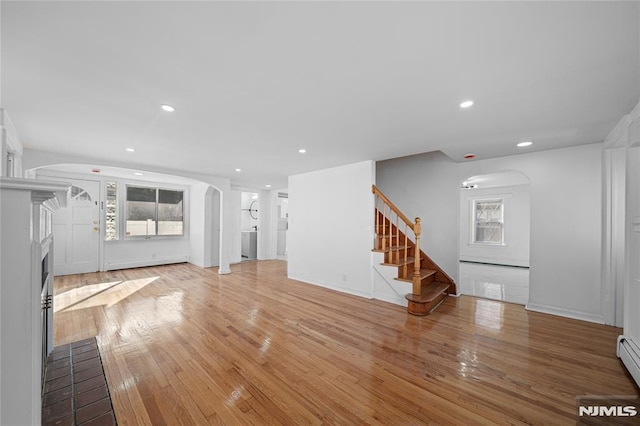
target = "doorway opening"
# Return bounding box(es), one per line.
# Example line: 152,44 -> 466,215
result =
277,192 -> 288,260
458,171 -> 531,305
241,192 -> 259,261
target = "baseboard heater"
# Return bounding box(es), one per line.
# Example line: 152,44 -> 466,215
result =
617,335 -> 640,387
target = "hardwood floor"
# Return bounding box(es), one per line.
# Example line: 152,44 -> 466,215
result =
53,260 -> 638,425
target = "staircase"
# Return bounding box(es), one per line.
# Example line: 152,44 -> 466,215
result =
372,185 -> 456,315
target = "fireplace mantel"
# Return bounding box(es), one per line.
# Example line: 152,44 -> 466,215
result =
0,177 -> 70,425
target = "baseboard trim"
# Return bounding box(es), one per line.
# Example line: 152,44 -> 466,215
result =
105,256 -> 188,271
525,302 -> 604,324
288,274 -> 373,300
618,336 -> 640,387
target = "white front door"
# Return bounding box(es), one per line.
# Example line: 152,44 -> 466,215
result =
50,178 -> 101,275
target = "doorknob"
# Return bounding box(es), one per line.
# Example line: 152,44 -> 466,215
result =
93,227 -> 99,232
93,220 -> 99,224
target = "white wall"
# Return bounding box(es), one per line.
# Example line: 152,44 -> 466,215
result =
288,160 -> 375,298
23,148 -> 234,273
104,239 -> 190,270
189,182 -> 209,267
208,187 -> 221,267
459,183 -> 530,267
227,190 -> 242,264
377,144 -> 604,323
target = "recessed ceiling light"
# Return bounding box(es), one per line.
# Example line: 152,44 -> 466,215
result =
235,168 -> 242,172
161,104 -> 175,112
125,148 -> 136,152
134,172 -> 143,176
298,149 -> 307,154
517,141 -> 533,147
265,184 -> 272,188
460,100 -> 474,109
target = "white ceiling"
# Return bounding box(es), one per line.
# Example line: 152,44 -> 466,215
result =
2,1 -> 639,189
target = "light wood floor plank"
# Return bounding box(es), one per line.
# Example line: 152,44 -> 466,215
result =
52,260 -> 638,425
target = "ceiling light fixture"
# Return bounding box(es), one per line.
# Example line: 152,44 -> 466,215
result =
517,141 -> 533,147
460,100 -> 474,109
265,184 -> 272,188
161,104 -> 175,112
125,148 -> 136,152
298,149 -> 307,154
235,168 -> 242,172
134,172 -> 143,176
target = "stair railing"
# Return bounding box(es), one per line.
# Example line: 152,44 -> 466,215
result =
372,185 -> 422,295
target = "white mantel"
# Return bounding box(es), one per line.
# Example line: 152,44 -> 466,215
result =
0,177 -> 69,425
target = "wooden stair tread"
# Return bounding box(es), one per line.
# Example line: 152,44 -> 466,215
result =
405,282 -> 450,303
381,256 -> 415,267
395,268 -> 435,282
373,246 -> 411,254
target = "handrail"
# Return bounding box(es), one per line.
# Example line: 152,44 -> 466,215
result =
372,184 -> 422,295
371,185 -> 415,231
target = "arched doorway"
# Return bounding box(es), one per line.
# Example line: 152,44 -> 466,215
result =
458,171 -> 531,304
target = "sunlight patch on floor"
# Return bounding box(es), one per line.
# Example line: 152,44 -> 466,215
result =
54,277 -> 159,312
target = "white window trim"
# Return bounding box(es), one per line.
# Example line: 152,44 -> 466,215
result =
122,182 -> 189,240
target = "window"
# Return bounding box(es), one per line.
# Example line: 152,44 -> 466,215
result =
70,185 -> 92,202
105,181 -> 118,241
126,186 -> 184,237
473,199 -> 504,244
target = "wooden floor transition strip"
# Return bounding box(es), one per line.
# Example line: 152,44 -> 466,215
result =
42,337 -> 117,426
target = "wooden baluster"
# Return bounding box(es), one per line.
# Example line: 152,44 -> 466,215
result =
413,217 -> 422,296
403,222 -> 408,278
385,204 -> 390,256
381,203 -> 387,252
395,212 -> 399,264
375,197 -> 379,250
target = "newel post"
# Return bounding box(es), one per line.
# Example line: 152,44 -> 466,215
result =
413,217 -> 422,295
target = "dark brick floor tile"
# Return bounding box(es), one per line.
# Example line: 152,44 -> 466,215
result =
75,398 -> 112,425
48,358 -> 71,370
71,338 -> 97,348
43,385 -> 73,407
46,365 -> 72,381
45,374 -> 72,393
41,397 -> 72,422
74,356 -> 102,373
79,411 -> 116,426
51,344 -> 71,355
75,375 -> 106,394
50,348 -> 71,362
73,344 -> 98,355
75,385 -> 108,409
74,365 -> 104,383
42,413 -> 74,426
74,349 -> 99,363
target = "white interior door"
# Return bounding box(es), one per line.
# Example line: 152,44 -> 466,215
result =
625,145 -> 640,343
50,178 -> 101,275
